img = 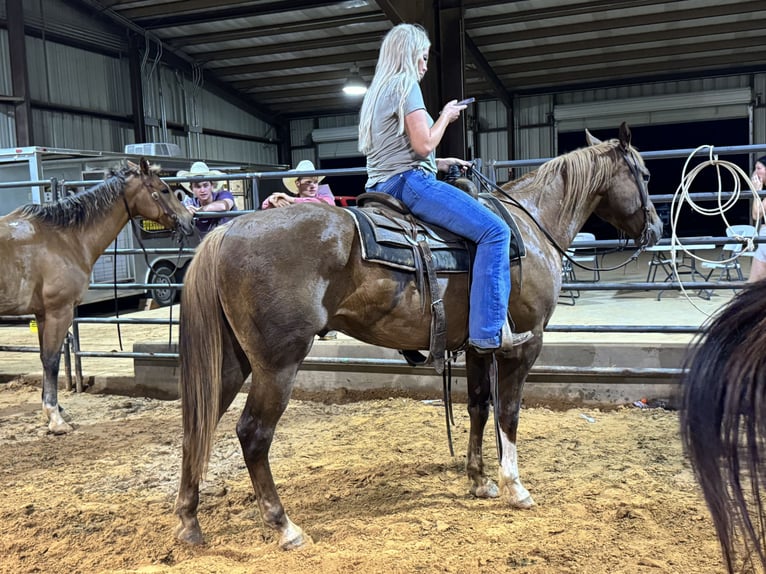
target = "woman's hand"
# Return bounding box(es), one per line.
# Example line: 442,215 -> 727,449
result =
436,157 -> 471,174
752,171 -> 764,191
439,99 -> 468,124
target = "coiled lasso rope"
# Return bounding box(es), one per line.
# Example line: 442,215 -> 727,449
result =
668,145 -> 762,313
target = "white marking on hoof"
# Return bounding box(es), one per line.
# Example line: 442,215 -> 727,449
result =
44,405 -> 74,434
279,517 -> 312,550
470,480 -> 500,499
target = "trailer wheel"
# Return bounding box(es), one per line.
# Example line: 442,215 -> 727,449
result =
148,263 -> 178,307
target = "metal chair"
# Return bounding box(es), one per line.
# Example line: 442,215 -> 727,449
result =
701,225 -> 757,284
559,232 -> 599,305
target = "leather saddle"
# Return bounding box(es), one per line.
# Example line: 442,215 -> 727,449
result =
345,191 -> 525,374
346,192 -> 525,273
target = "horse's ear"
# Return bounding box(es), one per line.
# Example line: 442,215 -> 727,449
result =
140,157 -> 151,175
585,129 -> 601,146
618,122 -> 632,151
126,160 -> 138,170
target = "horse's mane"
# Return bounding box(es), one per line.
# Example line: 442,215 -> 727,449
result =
529,139 -> 626,216
19,163 -> 150,229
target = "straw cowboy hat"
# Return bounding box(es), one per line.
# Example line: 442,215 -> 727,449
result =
282,160 -> 325,194
176,161 -> 225,192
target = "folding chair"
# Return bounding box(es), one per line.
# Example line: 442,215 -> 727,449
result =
558,232 -> 599,305
701,225 -> 757,284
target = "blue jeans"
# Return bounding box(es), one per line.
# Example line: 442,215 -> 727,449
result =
369,169 -> 511,348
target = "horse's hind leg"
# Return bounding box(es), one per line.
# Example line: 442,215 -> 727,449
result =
36,308 -> 74,434
175,335 -> 250,545
465,352 -> 499,498
238,363 -> 309,550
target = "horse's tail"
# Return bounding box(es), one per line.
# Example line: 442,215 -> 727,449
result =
179,227 -> 229,484
680,281 -> 766,573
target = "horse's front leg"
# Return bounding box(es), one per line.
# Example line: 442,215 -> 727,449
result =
36,308 -> 74,434
495,350 -> 538,509
238,365 -> 310,550
464,352 -> 499,498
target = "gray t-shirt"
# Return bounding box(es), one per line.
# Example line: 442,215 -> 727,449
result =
365,82 -> 438,188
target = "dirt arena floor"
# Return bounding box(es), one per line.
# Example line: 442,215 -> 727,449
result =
0,377 -> 727,574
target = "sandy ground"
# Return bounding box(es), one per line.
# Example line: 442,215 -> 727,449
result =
0,377 -> 727,574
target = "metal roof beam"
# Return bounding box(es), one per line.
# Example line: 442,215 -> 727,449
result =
476,19 -> 766,56
232,67 -> 376,90
193,32 -> 378,61
467,0 -> 763,34
492,36 -> 766,76
167,12 -> 386,47
504,52 -> 766,91
132,0 -> 340,29
212,50 -> 381,77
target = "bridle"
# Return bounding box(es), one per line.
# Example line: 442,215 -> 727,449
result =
620,147 -> 654,250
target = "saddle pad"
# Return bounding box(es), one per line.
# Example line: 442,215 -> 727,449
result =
347,207 -> 470,272
346,194 -> 525,273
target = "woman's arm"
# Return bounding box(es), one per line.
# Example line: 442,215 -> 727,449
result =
404,100 -> 465,158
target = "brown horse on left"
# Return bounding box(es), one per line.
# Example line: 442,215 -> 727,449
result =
0,158 -> 194,434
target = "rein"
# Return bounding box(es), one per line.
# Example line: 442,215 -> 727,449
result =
112,176 -> 187,351
469,152 -> 651,275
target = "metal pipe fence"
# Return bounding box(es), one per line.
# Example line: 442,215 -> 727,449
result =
4,143 -> 764,390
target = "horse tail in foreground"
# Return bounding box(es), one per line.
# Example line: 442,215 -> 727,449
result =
179,227 -> 228,484
680,281 -> 766,573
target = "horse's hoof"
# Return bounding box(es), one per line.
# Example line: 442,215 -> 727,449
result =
510,494 -> 536,509
48,420 -> 74,435
470,481 -> 500,499
175,521 -> 204,545
278,518 -> 312,550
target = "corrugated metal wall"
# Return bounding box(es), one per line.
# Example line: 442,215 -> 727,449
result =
141,64 -> 278,164
289,114 -> 360,165
25,0 -> 125,54
0,0 -> 279,165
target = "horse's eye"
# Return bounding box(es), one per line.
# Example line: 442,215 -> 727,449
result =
642,173 -> 650,182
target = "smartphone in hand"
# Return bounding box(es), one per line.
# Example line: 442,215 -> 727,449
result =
456,97 -> 475,106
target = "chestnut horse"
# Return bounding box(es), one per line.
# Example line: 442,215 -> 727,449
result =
175,124 -> 663,548
681,280 -> 766,573
0,159 -> 193,434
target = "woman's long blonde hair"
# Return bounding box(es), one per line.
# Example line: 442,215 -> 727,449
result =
358,24 -> 431,155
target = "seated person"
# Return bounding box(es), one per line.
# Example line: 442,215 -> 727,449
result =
177,161 -> 235,237
262,160 -> 335,209
748,155 -> 766,282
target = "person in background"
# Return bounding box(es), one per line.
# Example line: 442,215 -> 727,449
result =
357,23 -> 532,355
177,161 -> 235,238
748,156 -> 766,282
261,160 -> 335,209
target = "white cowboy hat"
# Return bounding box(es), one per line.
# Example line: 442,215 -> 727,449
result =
282,160 -> 325,194
176,161 -> 225,192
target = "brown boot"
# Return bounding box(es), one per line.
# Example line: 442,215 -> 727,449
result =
470,321 -> 533,355
498,320 -> 533,353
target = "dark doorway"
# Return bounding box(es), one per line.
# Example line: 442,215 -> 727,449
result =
319,156 -> 367,200
558,118 -> 750,239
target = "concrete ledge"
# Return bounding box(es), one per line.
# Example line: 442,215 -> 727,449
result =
130,338 -> 685,408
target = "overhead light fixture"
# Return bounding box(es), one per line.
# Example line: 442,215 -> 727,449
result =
342,64 -> 367,96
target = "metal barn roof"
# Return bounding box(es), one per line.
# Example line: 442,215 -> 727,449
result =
76,0 -> 766,120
